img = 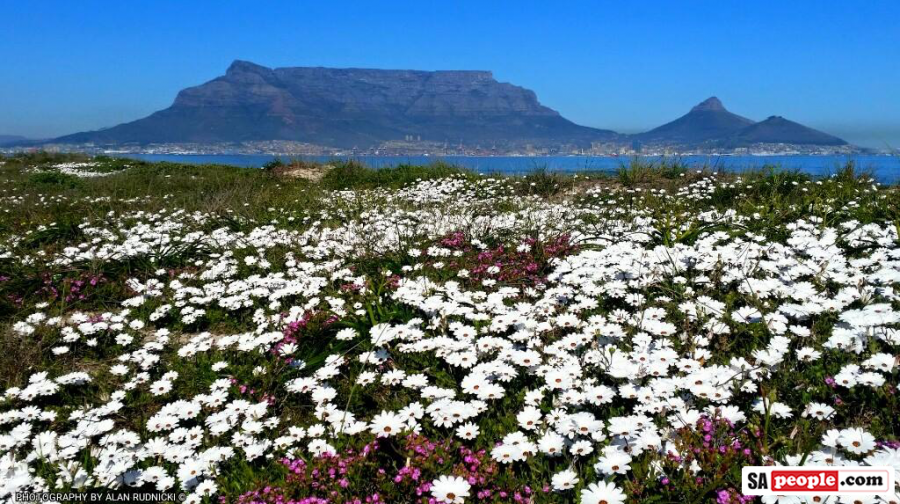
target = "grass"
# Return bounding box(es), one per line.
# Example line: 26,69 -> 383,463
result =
1,150 -> 894,380
319,159 -> 476,190
0,151 -> 895,248
516,166 -> 575,197
0,151 -> 898,502
617,157 -> 692,187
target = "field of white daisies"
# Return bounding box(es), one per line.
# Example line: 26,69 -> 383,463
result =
1,152 -> 899,504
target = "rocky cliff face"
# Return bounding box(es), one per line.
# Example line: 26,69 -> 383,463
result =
55,61 -> 616,148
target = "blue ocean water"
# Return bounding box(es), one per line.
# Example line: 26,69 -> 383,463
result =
122,154 -> 900,183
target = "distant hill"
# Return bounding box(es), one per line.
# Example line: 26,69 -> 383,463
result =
729,115 -> 846,146
0,135 -> 28,146
636,97 -> 755,144
52,60 -> 618,148
45,64 -> 851,150
636,97 -> 848,147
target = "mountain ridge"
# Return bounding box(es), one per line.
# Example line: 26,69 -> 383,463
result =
728,115 -> 846,146
634,97 -> 847,147
47,61 -> 849,150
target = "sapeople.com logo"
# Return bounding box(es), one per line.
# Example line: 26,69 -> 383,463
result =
742,466 -> 894,496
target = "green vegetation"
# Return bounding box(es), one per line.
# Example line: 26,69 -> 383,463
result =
0,152 -> 898,504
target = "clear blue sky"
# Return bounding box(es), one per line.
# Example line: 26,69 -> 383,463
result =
2,1 -> 898,147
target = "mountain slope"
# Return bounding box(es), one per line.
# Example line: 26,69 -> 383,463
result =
636,97 -> 755,144
636,97 -> 849,148
730,116 -> 847,146
0,135 -> 28,146
53,61 -> 617,148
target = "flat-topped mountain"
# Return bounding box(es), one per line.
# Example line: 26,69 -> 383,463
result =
53,61 -> 617,148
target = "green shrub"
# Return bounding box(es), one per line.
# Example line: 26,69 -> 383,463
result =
261,157 -> 287,172
518,166 -> 573,197
27,171 -> 82,188
617,158 -> 690,186
320,160 -> 473,189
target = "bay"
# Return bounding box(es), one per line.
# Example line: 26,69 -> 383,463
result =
121,154 -> 900,183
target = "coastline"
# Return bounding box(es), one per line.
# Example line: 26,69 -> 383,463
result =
113,152 -> 900,183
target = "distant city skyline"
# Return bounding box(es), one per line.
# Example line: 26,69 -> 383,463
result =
1,1 -> 898,148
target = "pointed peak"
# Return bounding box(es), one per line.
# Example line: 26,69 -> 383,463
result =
691,97 -> 726,112
226,60 -> 270,75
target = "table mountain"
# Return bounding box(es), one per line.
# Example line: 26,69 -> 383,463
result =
53,60 -> 617,148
